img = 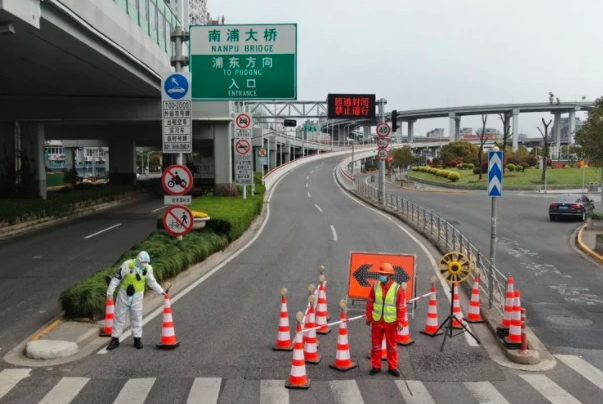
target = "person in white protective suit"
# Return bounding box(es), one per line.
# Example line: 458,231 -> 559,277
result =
105,251 -> 165,350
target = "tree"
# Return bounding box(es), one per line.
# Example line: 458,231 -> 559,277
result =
476,114 -> 489,180
538,118 -> 553,182
392,146 -> 416,169
496,112 -> 513,150
576,96 -> 603,209
441,141 -> 478,166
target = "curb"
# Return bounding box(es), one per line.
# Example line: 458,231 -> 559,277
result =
576,224 -> 603,265
335,172 -> 554,369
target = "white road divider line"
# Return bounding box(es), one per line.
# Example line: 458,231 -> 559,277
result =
314,204 -> 323,212
307,176 -> 309,180
187,378 -> 221,404
556,355 -> 603,392
519,374 -> 582,404
307,192 -> 311,198
306,183 -> 308,187
330,225 -> 338,241
84,223 -> 122,239
329,380 -> 364,404
37,377 -> 89,404
0,369 -> 31,400
151,205 -> 167,213
332,170 -> 478,347
260,380 -> 289,404
113,378 -> 156,404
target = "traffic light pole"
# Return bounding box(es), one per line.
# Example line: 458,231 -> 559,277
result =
378,98 -> 387,204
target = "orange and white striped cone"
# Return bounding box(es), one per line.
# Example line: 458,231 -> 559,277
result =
504,290 -> 522,349
285,312 -> 310,389
273,288 -> 293,351
315,276 -> 331,335
497,275 -> 515,337
466,273 -> 485,323
303,295 -> 321,364
397,300 -> 414,346
318,266 -> 331,321
329,300 -> 357,371
452,283 -> 464,329
421,278 -> 443,337
99,294 -> 114,337
156,293 -> 180,349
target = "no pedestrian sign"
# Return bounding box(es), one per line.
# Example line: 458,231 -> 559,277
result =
163,205 -> 194,237
162,72 -> 192,154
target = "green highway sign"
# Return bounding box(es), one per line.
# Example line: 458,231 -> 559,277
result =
189,24 -> 297,100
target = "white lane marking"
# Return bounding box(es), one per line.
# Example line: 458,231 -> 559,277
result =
306,183 -> 308,188
314,204 -> 323,212
395,380 -> 435,404
329,380 -> 364,404
260,380 -> 289,404
330,225 -> 338,241
99,162 -> 292,354
0,369 -> 31,400
307,192 -> 311,198
187,378 -> 221,404
519,374 -> 583,404
151,206 -> 167,213
556,355 -> 603,392
84,223 -> 122,239
37,377 -> 89,404
333,171 -> 478,346
307,176 -> 309,180
113,378 -> 155,404
465,381 -> 511,404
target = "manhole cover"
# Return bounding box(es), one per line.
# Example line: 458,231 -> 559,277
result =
547,315 -> 592,327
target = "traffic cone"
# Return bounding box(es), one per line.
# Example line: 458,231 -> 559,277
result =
273,288 -> 293,351
285,312 -> 310,389
452,282 -> 464,329
420,277 -> 443,337
315,277 -> 331,335
156,293 -> 180,349
329,300 -> 357,371
99,294 -> 114,337
303,295 -> 321,364
466,273 -> 485,323
318,266 -> 331,321
504,290 -> 522,349
397,302 -> 414,346
497,275 -> 515,337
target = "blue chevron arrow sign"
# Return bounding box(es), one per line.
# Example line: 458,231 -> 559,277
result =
488,150 -> 503,197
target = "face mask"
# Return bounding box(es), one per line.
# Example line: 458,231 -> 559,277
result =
379,275 -> 388,283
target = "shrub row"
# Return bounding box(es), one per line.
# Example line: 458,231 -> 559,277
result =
411,166 -> 460,182
455,163 -> 475,170
589,212 -> 603,220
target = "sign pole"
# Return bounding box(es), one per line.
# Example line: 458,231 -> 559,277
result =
487,146 -> 503,308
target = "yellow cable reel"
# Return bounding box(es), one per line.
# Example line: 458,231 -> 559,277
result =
438,251 -> 472,284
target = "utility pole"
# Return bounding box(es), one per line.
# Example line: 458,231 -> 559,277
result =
378,98 -> 387,204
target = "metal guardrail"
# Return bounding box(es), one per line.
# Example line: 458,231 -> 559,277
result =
336,168 -> 508,316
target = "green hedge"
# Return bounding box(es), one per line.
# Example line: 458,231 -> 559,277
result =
588,212 -> 603,220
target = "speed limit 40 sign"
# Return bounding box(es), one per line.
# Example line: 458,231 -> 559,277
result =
376,123 -> 391,138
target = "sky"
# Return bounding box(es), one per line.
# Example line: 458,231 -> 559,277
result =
208,0 -> 601,138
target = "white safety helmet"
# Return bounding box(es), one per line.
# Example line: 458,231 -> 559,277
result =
136,251 -> 151,266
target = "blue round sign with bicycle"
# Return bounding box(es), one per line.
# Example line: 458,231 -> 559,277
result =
163,73 -> 190,100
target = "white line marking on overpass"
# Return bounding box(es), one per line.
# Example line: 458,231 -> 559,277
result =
333,171 -> 478,347
307,192 -> 311,198
151,205 -> 167,213
314,204 -> 323,212
306,183 -> 308,187
330,225 -> 338,241
84,223 -> 122,239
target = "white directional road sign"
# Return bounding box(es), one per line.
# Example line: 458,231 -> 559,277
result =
162,72 -> 192,153
162,164 -> 193,196
234,138 -> 253,185
488,150 -> 503,197
377,150 -> 388,161
376,123 -> 391,138
377,138 -> 389,149
162,205 -> 194,237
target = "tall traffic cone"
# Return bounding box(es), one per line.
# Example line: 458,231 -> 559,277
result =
504,290 -> 522,349
466,272 -> 485,323
273,288 -> 293,351
397,299 -> 414,346
156,293 -> 180,349
318,266 -> 331,321
497,275 -> 515,337
303,295 -> 321,364
285,312 -> 310,389
99,294 -> 114,337
452,282 -> 464,329
329,300 -> 358,371
315,276 -> 331,335
421,277 -> 443,337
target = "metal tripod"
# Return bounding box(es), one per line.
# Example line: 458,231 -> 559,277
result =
433,283 -> 481,352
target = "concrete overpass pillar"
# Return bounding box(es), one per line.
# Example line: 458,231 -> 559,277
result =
554,112 -> 562,157
284,144 -> 291,163
109,138 -> 136,184
213,123 -> 232,192
569,110 -> 576,145
0,122 -> 15,197
408,120 -> 416,143
269,136 -> 277,170
19,123 -> 47,199
512,109 -> 519,151
449,113 -> 460,141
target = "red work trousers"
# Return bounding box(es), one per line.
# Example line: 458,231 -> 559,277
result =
371,323 -> 398,370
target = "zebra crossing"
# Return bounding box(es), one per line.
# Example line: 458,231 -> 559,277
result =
1,354 -> 603,404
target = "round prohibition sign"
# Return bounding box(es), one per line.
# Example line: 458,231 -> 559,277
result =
377,150 -> 388,161
235,112 -> 252,129
162,205 -> 194,237
258,147 -> 267,157
235,139 -> 251,155
376,123 -> 391,138
162,164 -> 193,196
377,137 -> 389,149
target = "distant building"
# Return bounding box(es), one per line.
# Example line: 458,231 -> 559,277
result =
557,117 -> 585,142
426,128 -> 445,138
460,127 -> 473,137
164,0 -> 208,27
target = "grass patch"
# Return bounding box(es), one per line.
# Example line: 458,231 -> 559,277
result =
588,212 -> 603,220
411,167 -> 603,187
61,173 -> 266,319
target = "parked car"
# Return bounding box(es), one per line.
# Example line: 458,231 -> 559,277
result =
549,195 -> 592,221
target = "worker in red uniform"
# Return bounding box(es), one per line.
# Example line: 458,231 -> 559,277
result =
365,262 -> 406,376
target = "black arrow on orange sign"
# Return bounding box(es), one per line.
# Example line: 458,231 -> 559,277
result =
353,263 -> 411,287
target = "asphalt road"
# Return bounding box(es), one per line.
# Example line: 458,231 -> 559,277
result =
0,197 -> 167,352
